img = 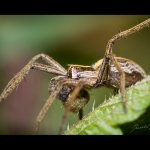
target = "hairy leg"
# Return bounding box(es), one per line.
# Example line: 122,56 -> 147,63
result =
95,19 -> 150,86
58,108 -> 83,135
60,82 -> 86,134
0,53 -> 67,102
31,53 -> 66,74
109,55 -> 126,113
94,56 -> 110,87
32,63 -> 67,75
105,19 -> 150,55
64,81 -> 85,111
35,78 -> 87,134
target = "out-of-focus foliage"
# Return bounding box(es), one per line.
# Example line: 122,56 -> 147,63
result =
0,15 -> 150,134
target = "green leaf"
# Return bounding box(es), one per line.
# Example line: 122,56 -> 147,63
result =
65,76 -> 150,135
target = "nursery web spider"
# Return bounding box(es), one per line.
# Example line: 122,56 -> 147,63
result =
0,19 -> 149,134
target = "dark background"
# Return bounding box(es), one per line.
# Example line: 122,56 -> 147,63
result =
0,15 -> 150,134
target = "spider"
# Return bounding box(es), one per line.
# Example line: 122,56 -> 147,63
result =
0,19 -> 149,134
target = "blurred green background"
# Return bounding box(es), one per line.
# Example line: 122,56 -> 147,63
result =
0,15 -> 150,134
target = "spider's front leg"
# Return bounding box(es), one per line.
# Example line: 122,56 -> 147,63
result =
94,19 -> 150,112
95,19 -> 150,87
0,53 -> 67,102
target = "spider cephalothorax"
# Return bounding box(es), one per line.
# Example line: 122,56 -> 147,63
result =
0,18 -> 149,134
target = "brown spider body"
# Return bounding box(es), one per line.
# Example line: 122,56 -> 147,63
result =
107,57 -> 146,89
67,57 -> 146,89
52,57 -> 146,114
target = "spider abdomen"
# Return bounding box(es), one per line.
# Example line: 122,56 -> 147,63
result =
108,57 -> 146,89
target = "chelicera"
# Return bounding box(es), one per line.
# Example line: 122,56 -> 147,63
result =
0,19 -> 149,134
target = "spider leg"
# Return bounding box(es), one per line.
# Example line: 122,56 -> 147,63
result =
32,62 -> 67,75
59,81 -> 85,134
0,53 -> 67,102
109,55 -> 126,113
31,53 -> 67,74
64,81 -> 85,111
35,78 -> 87,134
94,56 -> 110,87
34,82 -> 63,133
34,78 -> 84,133
95,19 -> 150,86
58,108 -> 83,135
105,19 -> 150,56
